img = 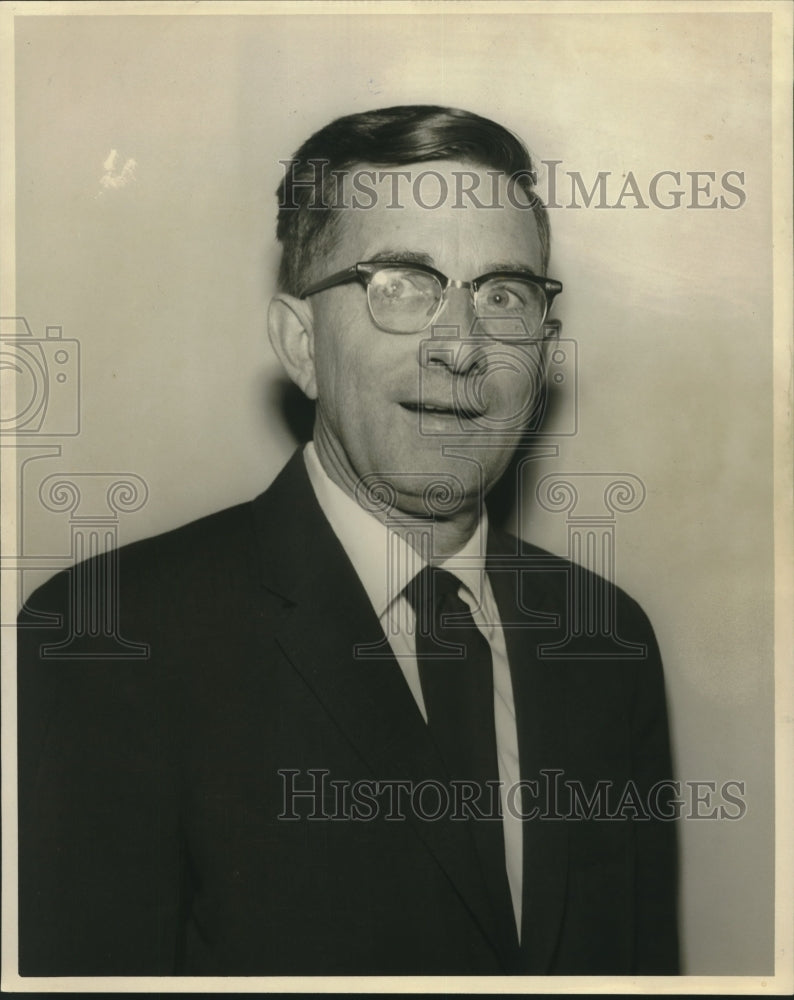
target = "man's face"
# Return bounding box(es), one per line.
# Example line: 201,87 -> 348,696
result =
302,160 -> 547,518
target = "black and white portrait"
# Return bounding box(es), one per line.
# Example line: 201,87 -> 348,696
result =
3,1 -> 791,992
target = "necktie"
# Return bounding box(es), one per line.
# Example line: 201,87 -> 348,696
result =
404,566 -> 517,959
404,566 -> 501,803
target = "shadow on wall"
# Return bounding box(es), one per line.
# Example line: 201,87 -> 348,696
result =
272,376 -> 317,446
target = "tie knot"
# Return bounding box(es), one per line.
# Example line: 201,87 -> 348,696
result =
404,565 -> 462,616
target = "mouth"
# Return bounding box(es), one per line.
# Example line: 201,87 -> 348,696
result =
399,401 -> 483,421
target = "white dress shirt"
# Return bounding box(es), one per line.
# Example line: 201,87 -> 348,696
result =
303,442 -> 523,936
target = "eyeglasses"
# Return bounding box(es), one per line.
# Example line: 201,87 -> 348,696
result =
299,260 -> 563,341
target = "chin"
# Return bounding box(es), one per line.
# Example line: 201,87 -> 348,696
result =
353,461 -> 482,521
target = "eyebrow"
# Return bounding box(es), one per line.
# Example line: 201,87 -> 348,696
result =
366,248 -> 435,267
365,247 -> 539,276
486,260 -> 540,276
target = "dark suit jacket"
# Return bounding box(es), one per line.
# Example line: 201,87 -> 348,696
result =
18,450 -> 678,976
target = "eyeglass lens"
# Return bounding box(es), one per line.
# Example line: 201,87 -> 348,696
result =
366,266 -> 547,339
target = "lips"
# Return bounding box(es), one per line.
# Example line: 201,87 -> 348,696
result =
400,401 -> 483,420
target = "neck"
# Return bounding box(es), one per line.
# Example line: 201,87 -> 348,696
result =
311,432 -> 482,561
408,513 -> 481,562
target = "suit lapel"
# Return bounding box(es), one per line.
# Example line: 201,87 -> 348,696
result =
487,527 -> 569,974
250,452 -> 510,966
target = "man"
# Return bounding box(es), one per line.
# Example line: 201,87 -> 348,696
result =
18,105 -> 678,976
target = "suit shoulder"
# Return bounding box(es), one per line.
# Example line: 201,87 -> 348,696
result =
492,527 -> 657,635
125,499 -> 256,565
20,499 -> 258,619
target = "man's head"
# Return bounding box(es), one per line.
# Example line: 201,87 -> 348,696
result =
275,105 -> 551,296
268,105 -> 559,522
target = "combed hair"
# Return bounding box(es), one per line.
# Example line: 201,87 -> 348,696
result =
275,105 -> 550,295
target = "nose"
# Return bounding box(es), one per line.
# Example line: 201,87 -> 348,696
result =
422,286 -> 484,374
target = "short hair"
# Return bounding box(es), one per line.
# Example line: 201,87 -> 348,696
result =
275,105 -> 551,296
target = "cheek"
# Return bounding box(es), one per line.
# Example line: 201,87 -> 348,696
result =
311,303 -> 366,409
314,296 -> 408,414
479,349 -> 543,412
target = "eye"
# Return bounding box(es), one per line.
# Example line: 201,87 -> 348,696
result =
371,268 -> 437,302
480,281 -> 528,312
380,275 -> 411,300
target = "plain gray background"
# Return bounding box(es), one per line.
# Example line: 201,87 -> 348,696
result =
12,9 -> 774,975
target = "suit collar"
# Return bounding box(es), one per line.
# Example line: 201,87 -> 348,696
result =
250,449 -> 328,602
250,451 -> 517,968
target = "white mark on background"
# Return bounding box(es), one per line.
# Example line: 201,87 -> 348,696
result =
98,149 -> 137,194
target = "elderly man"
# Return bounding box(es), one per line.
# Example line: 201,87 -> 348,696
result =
18,105 -> 678,976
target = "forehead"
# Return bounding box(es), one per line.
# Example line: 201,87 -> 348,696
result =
326,159 -> 543,276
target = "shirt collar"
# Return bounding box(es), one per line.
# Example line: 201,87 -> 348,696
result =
303,442 -> 489,617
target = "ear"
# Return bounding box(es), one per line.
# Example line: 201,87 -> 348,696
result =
267,294 -> 318,400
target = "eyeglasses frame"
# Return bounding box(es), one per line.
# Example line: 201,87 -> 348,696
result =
298,260 -> 563,337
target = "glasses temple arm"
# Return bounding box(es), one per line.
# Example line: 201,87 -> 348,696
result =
299,264 -> 361,299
